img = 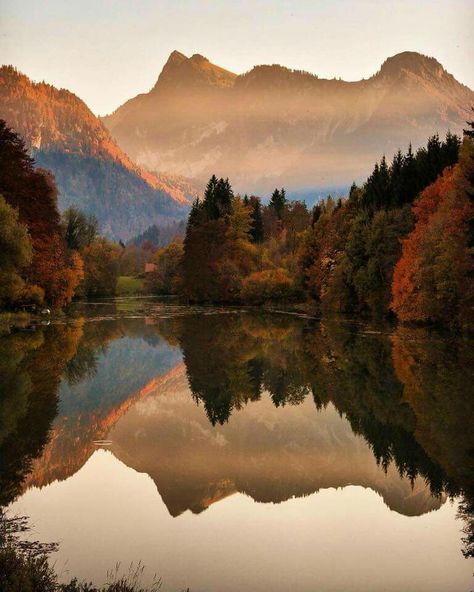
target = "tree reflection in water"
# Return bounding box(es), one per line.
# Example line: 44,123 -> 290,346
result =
0,307 -> 473,557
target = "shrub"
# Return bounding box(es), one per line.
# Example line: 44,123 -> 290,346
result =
240,268 -> 295,304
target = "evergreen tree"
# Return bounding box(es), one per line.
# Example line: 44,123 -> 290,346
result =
311,204 -> 323,227
269,188 -> 287,219
442,131 -> 462,168
377,155 -> 390,208
203,175 -> 233,220
203,175 -> 219,219
400,143 -> 418,203
362,162 -> 380,210
249,196 -> 264,243
389,150 -> 404,207
425,133 -> 442,183
464,107 -> 474,140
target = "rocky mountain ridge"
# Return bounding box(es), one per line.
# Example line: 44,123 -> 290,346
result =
103,51 -> 474,194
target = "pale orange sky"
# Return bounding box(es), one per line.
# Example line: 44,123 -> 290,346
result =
1,0 -> 473,115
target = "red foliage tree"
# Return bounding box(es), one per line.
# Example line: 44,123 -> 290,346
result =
0,120 -> 81,307
391,139 -> 474,327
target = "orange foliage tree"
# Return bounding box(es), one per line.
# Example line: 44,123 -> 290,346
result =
0,121 -> 83,307
391,139 -> 474,327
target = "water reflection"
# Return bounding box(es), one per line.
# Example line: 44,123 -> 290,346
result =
1,304 -> 473,562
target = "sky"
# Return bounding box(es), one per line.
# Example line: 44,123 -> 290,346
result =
1,0 -> 473,115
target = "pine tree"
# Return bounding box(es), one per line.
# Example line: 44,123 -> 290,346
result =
203,175 -> 219,219
400,143 -> 418,204
442,131 -> 461,168
426,133 -> 442,183
362,162 -> 380,210
269,188 -> 287,219
203,175 -> 233,220
389,150 -> 404,207
377,155 -> 390,208
249,196 -> 264,243
464,107 -> 474,140
311,204 -> 323,227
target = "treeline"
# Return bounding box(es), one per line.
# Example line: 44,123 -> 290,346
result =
149,126 -> 471,329
0,121 -> 83,308
128,220 -> 186,249
301,128 -> 473,326
2,116 -> 473,329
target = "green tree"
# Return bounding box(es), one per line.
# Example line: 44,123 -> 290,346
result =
0,195 -> 33,307
62,207 -> 97,251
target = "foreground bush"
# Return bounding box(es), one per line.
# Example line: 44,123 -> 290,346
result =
240,268 -> 296,303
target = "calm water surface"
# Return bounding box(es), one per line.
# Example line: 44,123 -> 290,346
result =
2,299 -> 473,591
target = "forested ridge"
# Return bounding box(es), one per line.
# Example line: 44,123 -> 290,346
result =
172,123 -> 473,329
1,116 -> 473,330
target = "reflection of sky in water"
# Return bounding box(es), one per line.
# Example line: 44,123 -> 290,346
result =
12,450 -> 470,592
5,309 -> 474,591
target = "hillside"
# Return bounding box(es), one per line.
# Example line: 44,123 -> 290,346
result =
103,51 -> 474,194
0,66 -> 194,239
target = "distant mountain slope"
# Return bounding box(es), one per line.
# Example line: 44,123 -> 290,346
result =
0,66 -> 193,239
103,51 -> 474,194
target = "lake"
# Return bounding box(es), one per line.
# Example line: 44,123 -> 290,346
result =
2,299 -> 473,591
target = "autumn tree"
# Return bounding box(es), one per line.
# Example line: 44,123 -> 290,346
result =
181,178 -> 257,302
0,121 -> 81,307
391,146 -> 474,328
146,240 -> 184,294
78,238 -> 120,298
0,195 -> 34,307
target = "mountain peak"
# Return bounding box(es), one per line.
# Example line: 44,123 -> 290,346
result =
166,50 -> 187,65
377,51 -> 445,80
153,51 -> 236,91
189,53 -> 209,64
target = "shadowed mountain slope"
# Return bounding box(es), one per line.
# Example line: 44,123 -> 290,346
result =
0,66 -> 194,239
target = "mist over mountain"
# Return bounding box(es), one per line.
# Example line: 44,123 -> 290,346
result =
0,66 -> 194,239
103,51 -> 474,195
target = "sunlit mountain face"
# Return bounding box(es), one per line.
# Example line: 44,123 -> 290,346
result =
103,51 -> 474,197
0,66 -> 194,240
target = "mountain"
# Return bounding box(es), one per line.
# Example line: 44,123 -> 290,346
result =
24,358 -> 444,518
0,66 -> 195,239
103,51 -> 474,195
108,370 -> 444,518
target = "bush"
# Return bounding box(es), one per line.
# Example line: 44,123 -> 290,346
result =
240,268 -> 295,304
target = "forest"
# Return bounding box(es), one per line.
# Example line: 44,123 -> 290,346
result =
0,117 -> 473,329
179,121 -> 474,329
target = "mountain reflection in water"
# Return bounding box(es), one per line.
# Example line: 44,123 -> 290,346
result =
1,302 -> 473,590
